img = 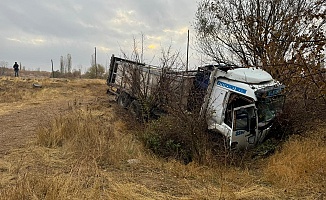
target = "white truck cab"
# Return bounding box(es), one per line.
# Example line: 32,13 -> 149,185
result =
203,67 -> 285,149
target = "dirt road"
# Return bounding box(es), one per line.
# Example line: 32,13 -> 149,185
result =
0,100 -> 70,157
0,77 -> 108,157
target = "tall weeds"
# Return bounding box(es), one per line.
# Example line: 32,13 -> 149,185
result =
264,125 -> 326,195
36,109 -> 143,167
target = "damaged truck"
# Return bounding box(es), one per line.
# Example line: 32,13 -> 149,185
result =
107,55 -> 285,149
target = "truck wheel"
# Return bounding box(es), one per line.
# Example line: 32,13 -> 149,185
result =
117,92 -> 131,108
129,100 -> 143,122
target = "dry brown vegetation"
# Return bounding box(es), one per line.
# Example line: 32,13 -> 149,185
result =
0,76 -> 325,199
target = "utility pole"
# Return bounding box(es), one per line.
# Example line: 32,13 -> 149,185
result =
186,29 -> 190,72
95,47 -> 97,78
51,59 -> 54,78
106,59 -> 108,74
141,33 -> 144,63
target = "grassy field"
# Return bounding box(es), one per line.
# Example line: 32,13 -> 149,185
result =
0,76 -> 325,199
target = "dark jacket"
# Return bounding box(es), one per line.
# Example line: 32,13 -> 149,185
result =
13,63 -> 19,71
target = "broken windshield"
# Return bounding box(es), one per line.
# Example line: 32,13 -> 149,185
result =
256,95 -> 285,126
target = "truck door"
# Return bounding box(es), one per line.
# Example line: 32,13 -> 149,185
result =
231,104 -> 257,149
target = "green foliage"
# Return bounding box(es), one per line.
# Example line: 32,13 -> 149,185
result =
139,113 -> 210,164
83,64 -> 106,79
141,116 -> 192,163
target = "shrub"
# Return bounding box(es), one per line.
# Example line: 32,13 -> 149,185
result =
139,112 -> 214,164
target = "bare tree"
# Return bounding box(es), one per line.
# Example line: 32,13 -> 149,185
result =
118,37 -> 189,117
195,0 -> 326,102
67,54 -> 72,73
60,56 -> 64,74
195,0 -> 325,66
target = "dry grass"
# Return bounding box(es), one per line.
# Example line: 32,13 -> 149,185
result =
0,76 -> 104,115
0,76 -> 325,199
36,108 -> 146,167
264,125 -> 326,198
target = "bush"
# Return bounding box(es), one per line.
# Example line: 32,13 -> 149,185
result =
139,112 -> 214,164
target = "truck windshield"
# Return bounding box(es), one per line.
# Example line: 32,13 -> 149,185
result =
256,95 -> 285,125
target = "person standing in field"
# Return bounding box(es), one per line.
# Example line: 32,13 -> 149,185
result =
13,62 -> 19,77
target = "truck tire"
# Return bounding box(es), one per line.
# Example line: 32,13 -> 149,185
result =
117,92 -> 131,108
129,100 -> 143,122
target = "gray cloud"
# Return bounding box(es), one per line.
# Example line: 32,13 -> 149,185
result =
0,0 -> 198,71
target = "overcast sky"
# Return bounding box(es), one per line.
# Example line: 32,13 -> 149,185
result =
0,0 -> 201,72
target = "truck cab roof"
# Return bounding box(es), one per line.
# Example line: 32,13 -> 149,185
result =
224,67 -> 273,84
194,65 -> 274,91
